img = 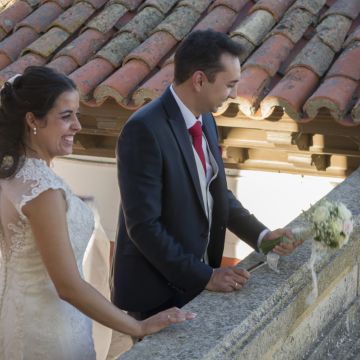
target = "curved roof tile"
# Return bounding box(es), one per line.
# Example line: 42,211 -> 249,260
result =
0,1 -> 32,38
0,0 -> 359,126
249,0 -> 296,21
138,0 -> 177,15
16,2 -> 63,33
0,27 -> 38,64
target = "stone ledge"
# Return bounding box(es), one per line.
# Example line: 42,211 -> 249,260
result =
119,167 -> 360,360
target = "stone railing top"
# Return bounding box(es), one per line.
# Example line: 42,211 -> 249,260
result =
119,167 -> 360,360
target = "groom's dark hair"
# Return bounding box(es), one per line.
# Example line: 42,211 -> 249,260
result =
174,29 -> 243,85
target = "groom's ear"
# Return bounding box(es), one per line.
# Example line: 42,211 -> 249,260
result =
192,71 -> 205,92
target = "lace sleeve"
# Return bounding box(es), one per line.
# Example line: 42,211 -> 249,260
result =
6,158 -> 70,220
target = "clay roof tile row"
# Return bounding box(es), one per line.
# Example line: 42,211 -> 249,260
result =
0,0 -> 358,125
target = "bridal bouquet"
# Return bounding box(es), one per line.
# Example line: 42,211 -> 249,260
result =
261,200 -> 354,304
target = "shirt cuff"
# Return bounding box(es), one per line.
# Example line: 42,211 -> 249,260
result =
257,228 -> 270,253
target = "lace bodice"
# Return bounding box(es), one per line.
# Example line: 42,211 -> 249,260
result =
0,157 -> 94,269
0,157 -> 96,359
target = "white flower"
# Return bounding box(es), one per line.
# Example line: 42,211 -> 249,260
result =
337,203 -> 352,221
331,218 -> 343,235
312,205 -> 330,224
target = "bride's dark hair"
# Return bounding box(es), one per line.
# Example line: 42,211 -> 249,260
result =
0,66 -> 77,178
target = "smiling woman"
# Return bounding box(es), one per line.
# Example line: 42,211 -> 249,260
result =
0,66 -> 195,360
25,90 -> 81,163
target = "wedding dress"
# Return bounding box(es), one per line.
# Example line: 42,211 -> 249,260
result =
0,157 -> 98,359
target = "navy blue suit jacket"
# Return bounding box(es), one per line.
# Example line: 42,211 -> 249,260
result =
111,87 -> 266,312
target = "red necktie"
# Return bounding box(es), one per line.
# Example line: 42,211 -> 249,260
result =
189,121 -> 206,173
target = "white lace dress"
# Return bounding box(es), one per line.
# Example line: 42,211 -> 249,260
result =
0,158 -> 97,359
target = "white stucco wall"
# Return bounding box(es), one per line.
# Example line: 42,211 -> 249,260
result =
53,155 -> 343,259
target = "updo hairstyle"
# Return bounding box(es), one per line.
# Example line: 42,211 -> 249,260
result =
0,66 -> 77,178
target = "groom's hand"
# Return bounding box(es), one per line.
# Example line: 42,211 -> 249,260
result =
205,266 -> 250,292
263,228 -> 304,256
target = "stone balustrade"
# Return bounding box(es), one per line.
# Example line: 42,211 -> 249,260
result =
119,167 -> 360,359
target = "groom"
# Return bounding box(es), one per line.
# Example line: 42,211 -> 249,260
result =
111,30 -> 302,320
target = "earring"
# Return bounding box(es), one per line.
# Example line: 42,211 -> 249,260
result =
33,127 -> 37,135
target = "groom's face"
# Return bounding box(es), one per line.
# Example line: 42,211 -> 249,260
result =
201,53 -> 241,113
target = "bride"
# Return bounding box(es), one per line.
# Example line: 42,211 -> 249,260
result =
0,66 -> 195,359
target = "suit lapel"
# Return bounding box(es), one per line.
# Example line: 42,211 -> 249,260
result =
161,88 -> 207,216
202,113 -> 222,166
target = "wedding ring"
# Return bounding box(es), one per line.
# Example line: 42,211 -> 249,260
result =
167,315 -> 171,320
235,282 -> 239,289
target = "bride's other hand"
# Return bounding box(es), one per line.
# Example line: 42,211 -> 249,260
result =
140,307 -> 196,336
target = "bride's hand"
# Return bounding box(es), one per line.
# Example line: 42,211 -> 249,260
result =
139,307 -> 196,337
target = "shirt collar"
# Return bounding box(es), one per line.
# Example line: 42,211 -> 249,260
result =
170,84 -> 202,130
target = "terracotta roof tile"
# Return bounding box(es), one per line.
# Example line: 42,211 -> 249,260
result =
236,66 -> 272,117
316,14 -> 352,52
55,29 -> 114,65
50,2 -> 95,34
45,0 -> 74,9
303,40 -> 360,122
209,0 -> 249,13
16,2 -> 63,33
0,1 -> 32,37
260,67 -> 319,120
289,0 -> 326,16
304,76 -> 358,122
69,58 -> 115,98
77,0 -> 108,9
177,0 -> 213,14
108,0 -> 143,11
154,2 -> 211,41
47,55 -> 78,74
321,0 -> 360,21
84,4 -> 128,33
95,4 -> 164,66
193,4 -> 237,33
0,0 -> 358,127
96,32 -> 141,67
0,27 -> 37,65
23,27 -> 69,58
288,36 -> 335,77
231,35 -> 255,62
124,30 -> 176,69
270,7 -> 315,44
132,61 -> 173,105
249,0 -> 296,21
94,59 -> 149,105
231,10 -> 276,47
0,53 -> 45,84
244,34 -> 294,77
121,5 -> 164,41
138,0 -> 178,14
327,42 -> 360,81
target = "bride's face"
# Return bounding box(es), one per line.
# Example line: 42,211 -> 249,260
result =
29,90 -> 81,163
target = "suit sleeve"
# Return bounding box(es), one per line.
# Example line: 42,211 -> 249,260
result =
117,119 -> 212,292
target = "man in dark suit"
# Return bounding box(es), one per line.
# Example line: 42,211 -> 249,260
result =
112,30 -> 302,320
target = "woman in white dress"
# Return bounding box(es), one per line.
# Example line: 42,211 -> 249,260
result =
0,66 -> 195,360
